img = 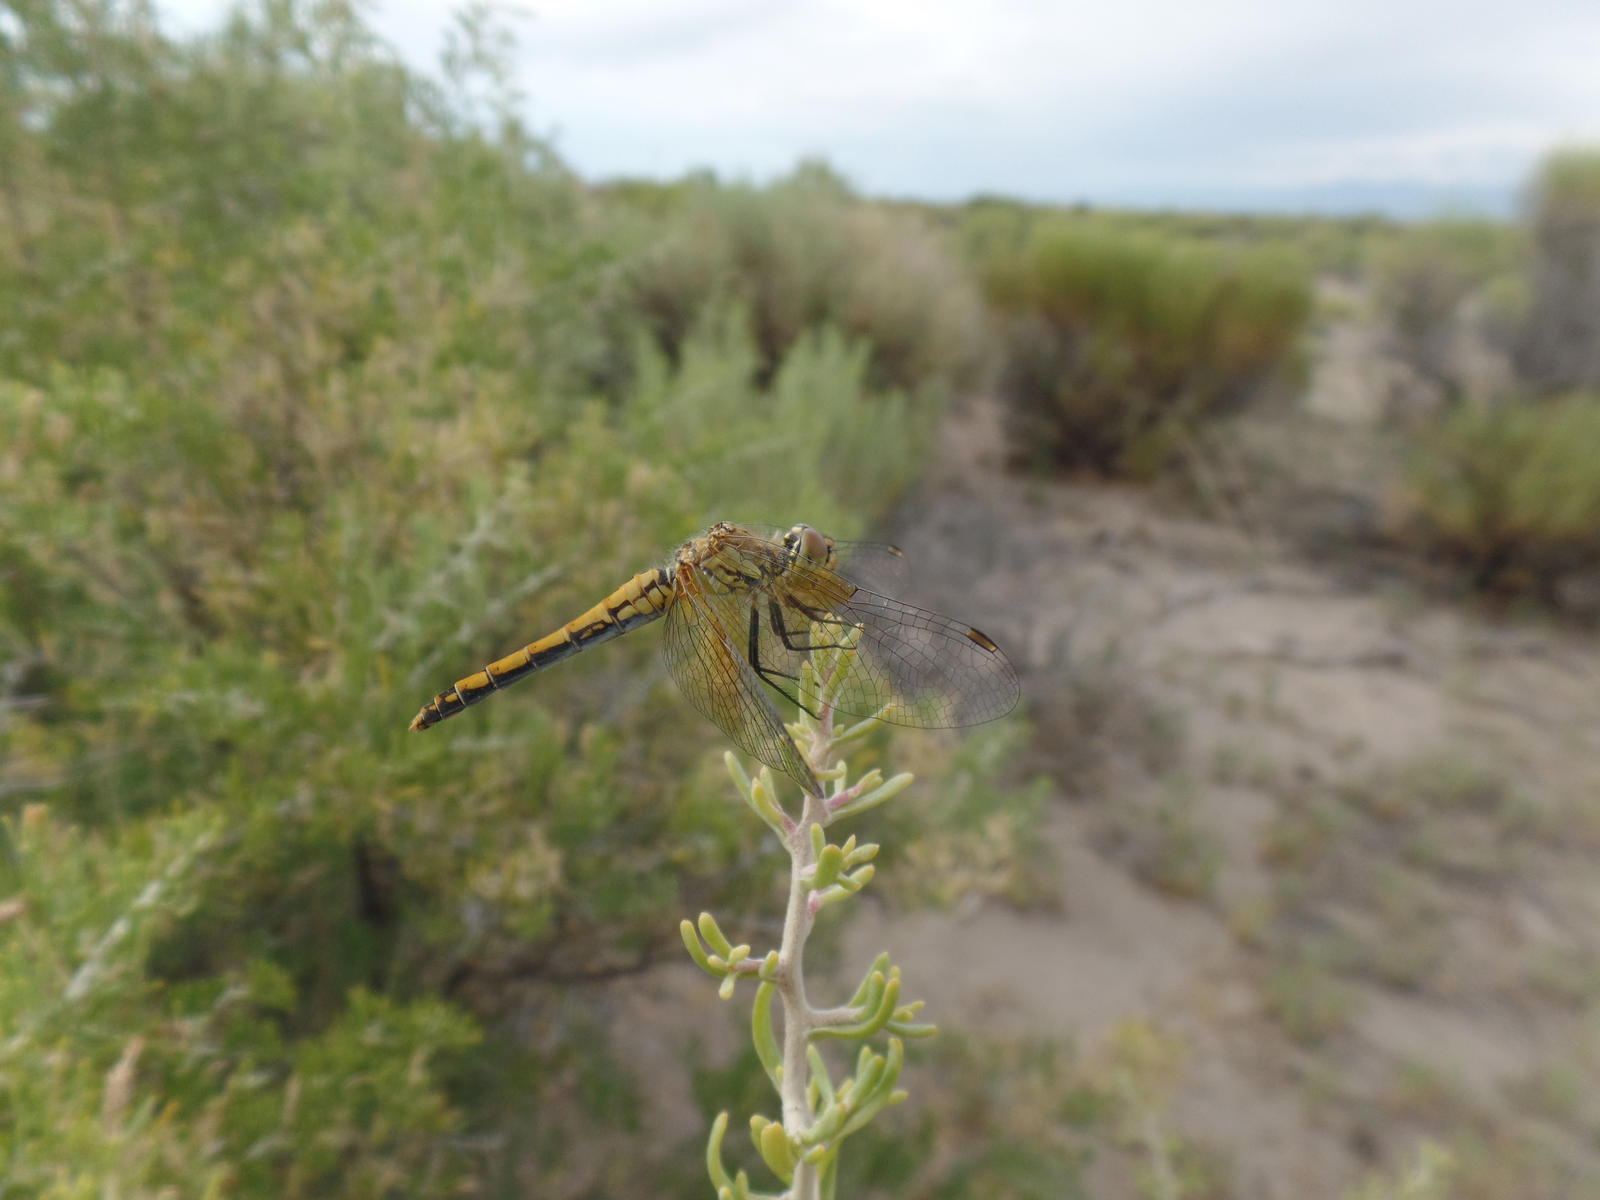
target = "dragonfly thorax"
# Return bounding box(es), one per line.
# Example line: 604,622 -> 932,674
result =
676,524 -> 785,595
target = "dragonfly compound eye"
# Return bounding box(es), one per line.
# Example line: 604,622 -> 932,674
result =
794,525 -> 830,563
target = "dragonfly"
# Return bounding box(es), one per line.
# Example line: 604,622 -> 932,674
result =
409,522 -> 1020,797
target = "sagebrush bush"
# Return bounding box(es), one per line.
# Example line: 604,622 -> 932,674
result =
616,165 -> 985,395
1370,219 -> 1522,405
1516,148 -> 1600,392
1384,393 -> 1600,600
985,219 -> 1311,476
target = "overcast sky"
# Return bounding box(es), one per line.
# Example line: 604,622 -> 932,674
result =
162,0 -> 1600,217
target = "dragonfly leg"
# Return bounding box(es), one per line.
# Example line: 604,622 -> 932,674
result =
747,602 -> 825,718
766,598 -> 853,653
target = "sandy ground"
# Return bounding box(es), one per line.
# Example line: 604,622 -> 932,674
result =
589,291 -> 1600,1198
856,385 -> 1600,1196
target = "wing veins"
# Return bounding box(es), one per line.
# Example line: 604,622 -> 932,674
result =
663,567 -> 822,797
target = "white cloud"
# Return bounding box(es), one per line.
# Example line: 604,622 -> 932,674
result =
156,0 -> 1600,213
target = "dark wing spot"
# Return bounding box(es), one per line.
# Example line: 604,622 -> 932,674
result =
965,627 -> 1002,653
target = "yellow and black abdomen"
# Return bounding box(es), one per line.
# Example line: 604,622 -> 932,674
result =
409,567 -> 676,730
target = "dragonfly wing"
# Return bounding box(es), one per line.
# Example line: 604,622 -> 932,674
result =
826,539 -> 907,594
827,586 -> 1020,726
734,555 -> 1020,729
661,570 -> 822,797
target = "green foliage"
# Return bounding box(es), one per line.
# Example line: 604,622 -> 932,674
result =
1370,218 -> 1523,401
0,0 -> 995,1192
695,647 -> 934,1199
0,804 -> 482,1196
615,165 -> 985,396
682,1032 -> 1111,1200
1255,757 -> 1495,1019
984,217 -> 1311,476
1386,393 -> 1600,599
831,1016 -> 1236,1200
1516,147 -> 1600,391
1117,776 -> 1223,901
1384,1061 -> 1587,1200
1262,952 -> 1357,1045
835,1036 -> 1098,1200
1345,1143 -> 1456,1200
1291,213 -> 1403,278
1528,147 -> 1600,211
955,199 -> 1393,280
1368,151 -> 1600,607
862,720 -> 1056,910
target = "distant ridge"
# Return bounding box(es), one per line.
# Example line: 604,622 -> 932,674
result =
972,179 -> 1521,223
1139,180 -> 1519,221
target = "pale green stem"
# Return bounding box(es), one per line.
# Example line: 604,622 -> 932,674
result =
774,683 -> 841,1200
736,625 -> 879,1200
777,788 -> 824,1200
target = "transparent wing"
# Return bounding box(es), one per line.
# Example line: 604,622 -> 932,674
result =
711,530 -> 1021,729
660,570 -> 822,797
827,540 -> 907,594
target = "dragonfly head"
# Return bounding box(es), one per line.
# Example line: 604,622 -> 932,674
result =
784,523 -> 834,567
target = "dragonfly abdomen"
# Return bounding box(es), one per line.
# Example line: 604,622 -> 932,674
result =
409,567 -> 676,730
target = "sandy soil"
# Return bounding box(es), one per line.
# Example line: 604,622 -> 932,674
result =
849,303 -> 1599,1194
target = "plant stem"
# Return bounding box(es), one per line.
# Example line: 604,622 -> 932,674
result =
777,789 -> 824,1200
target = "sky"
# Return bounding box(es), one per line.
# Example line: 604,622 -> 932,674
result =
159,0 -> 1600,218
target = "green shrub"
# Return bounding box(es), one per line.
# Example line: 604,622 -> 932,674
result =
1516,147 -> 1600,391
953,195 -> 1037,267
1371,219 -> 1522,403
1292,214 -> 1401,279
617,164 -> 984,395
1385,394 -> 1600,598
0,802 -> 485,1196
986,219 -> 1311,476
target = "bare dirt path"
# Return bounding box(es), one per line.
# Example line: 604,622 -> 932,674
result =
852,389 -> 1600,1198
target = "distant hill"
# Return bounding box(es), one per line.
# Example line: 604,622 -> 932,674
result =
1030,179 -> 1520,222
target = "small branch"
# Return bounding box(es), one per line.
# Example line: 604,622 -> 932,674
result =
808,1004 -> 866,1028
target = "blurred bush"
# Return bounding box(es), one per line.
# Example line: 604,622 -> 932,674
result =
1370,218 -> 1522,407
1516,148 -> 1600,391
609,161 -> 985,396
1383,394 -> 1600,602
984,219 -> 1311,476
0,1 -> 1027,1193
1368,150 -> 1600,608
1293,213 -> 1400,279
